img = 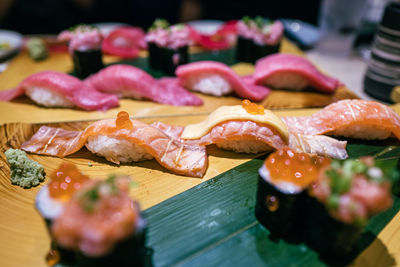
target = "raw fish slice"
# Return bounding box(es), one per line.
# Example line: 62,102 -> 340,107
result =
253,54 -> 340,93
85,64 -> 202,106
282,99 -> 400,140
152,121 -> 347,159
0,71 -> 119,111
156,78 -> 203,106
176,61 -> 270,101
288,134 -> 348,159
21,114 -> 208,177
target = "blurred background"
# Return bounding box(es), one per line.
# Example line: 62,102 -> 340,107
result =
0,0 -> 322,34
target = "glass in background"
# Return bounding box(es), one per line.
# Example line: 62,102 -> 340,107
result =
315,0 -> 368,57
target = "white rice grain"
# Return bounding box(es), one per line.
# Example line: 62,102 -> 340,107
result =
86,135 -> 153,164
25,87 -> 75,107
188,73 -> 233,96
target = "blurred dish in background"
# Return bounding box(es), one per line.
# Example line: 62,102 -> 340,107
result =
188,20 -> 237,50
0,30 -> 23,62
281,19 -> 321,50
92,22 -> 129,37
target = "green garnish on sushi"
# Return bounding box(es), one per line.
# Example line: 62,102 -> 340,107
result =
5,148 -> 45,188
149,18 -> 170,31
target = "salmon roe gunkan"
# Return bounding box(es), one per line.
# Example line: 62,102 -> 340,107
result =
49,162 -> 89,201
242,99 -> 265,115
116,111 -> 133,130
265,148 -> 330,189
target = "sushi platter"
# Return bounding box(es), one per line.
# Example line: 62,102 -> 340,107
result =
0,19 -> 400,267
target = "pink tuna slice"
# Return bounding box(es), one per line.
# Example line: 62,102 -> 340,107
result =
176,61 -> 270,101
85,64 -> 202,106
253,54 -> 340,93
0,71 -> 119,111
156,77 -> 203,106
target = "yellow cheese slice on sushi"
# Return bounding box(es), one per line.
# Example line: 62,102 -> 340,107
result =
181,103 -> 289,141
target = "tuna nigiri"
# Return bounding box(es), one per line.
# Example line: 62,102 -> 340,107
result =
176,61 -> 270,101
85,64 -> 203,106
253,54 -> 340,93
0,71 -> 119,111
21,112 -> 208,177
152,100 -> 348,159
282,99 -> 400,140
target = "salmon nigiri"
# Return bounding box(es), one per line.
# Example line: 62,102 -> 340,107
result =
176,61 -> 270,101
152,100 -> 348,159
21,112 -> 208,177
282,99 -> 400,140
0,71 -> 119,111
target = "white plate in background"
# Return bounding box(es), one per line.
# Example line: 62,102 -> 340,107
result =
0,30 -> 23,62
187,20 -> 224,35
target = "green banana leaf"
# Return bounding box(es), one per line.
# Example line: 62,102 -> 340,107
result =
143,143 -> 400,267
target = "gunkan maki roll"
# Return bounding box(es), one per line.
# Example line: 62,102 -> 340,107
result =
36,163 -> 148,267
35,162 -> 90,265
236,16 -> 283,64
145,19 -> 190,75
256,148 -> 330,237
305,157 -> 395,257
58,24 -> 104,78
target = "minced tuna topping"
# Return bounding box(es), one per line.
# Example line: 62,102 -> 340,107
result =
237,16 -> 283,45
5,148 -> 45,188
310,157 -> 397,225
51,176 -> 139,257
145,19 -> 190,49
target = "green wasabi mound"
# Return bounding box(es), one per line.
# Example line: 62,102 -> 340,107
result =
5,148 -> 45,188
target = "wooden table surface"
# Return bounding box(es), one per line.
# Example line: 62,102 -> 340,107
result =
0,40 -> 399,267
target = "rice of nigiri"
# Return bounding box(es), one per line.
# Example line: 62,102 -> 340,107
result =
216,139 -> 275,153
260,72 -> 309,91
25,87 -> 75,107
86,135 -> 153,164
186,73 -> 233,96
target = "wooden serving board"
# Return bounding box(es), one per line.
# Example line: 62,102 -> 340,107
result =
0,117 -> 400,267
0,39 -> 358,124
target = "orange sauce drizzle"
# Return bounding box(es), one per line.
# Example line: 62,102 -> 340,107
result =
242,99 -> 265,115
49,162 -> 89,201
116,111 -> 133,130
265,148 -> 330,189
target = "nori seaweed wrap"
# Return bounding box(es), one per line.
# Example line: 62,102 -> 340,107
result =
305,157 -> 396,258
72,49 -> 103,78
255,148 -> 330,237
58,24 -> 104,78
146,19 -> 190,75
236,16 -> 283,64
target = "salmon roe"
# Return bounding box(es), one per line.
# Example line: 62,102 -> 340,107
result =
242,99 -> 265,115
265,148 -> 330,189
116,111 -> 133,130
49,162 -> 89,201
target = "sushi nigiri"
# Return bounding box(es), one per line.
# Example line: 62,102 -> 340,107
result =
85,64 -> 203,106
21,111 -> 208,177
0,71 -> 119,111
152,100 -> 348,159
253,54 -> 340,93
282,99 -> 400,140
58,24 -> 104,78
176,61 -> 270,101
